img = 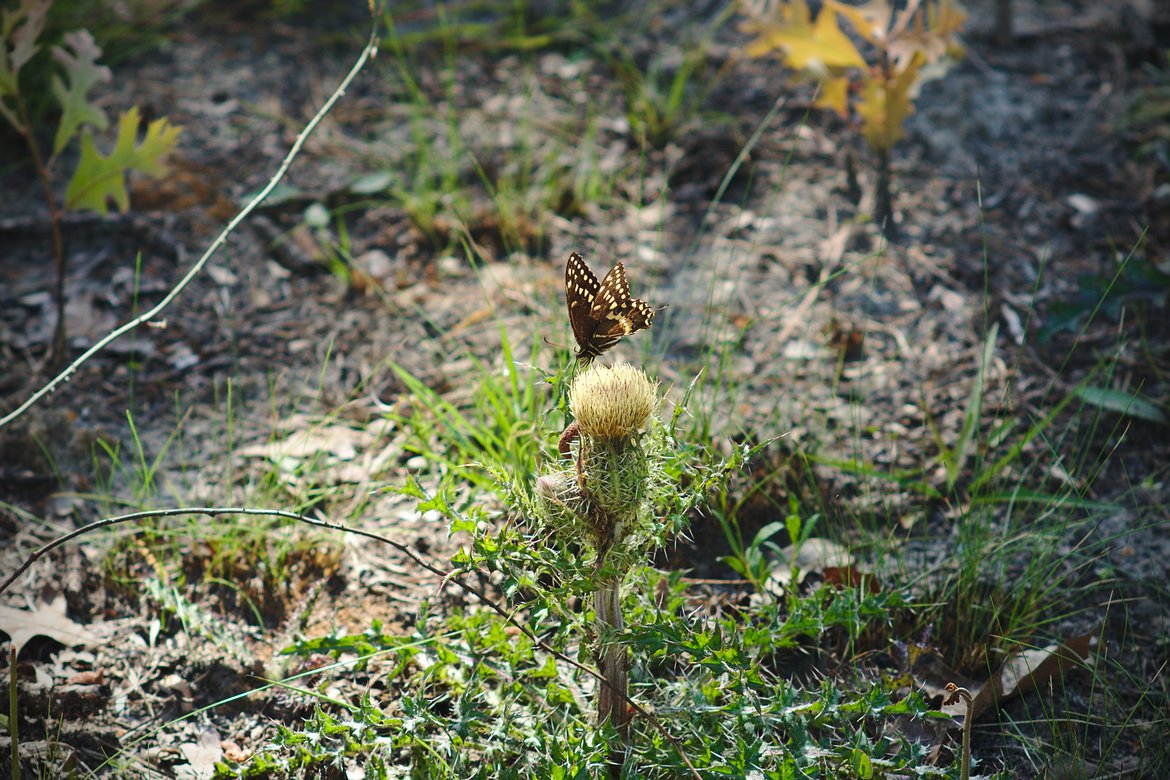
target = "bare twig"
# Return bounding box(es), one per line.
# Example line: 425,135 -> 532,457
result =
8,645 -> 18,780
11,88 -> 67,367
0,19 -> 381,430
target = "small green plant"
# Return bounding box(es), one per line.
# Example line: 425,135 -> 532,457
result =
739,0 -> 966,236
0,0 -> 181,365
722,514 -> 788,589
1042,250 -> 1170,342
613,41 -> 715,150
713,480 -> 814,593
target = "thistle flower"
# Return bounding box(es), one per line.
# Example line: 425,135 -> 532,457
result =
569,362 -> 657,441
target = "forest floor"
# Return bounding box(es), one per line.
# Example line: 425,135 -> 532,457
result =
1,1 -> 1168,777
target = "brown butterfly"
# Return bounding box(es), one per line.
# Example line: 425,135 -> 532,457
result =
565,251 -> 656,363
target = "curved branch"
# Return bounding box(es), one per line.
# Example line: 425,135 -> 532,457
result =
0,20 -> 381,430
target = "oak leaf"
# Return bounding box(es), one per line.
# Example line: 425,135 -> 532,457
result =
742,0 -> 865,72
50,29 -> 111,155
0,593 -> 99,654
856,50 -> 924,152
64,106 -> 182,214
0,0 -> 51,129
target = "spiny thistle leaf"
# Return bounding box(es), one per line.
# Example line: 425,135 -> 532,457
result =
65,106 -> 181,215
51,29 -> 111,156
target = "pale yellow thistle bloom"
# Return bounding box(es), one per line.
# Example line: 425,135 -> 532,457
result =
568,363 -> 657,441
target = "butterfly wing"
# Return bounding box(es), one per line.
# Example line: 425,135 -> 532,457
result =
566,252 -> 601,354
566,254 -> 656,363
591,262 -> 654,337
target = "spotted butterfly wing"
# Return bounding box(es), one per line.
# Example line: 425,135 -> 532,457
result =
565,252 -> 655,363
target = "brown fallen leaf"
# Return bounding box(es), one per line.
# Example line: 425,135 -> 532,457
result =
966,630 -> 1098,721
823,565 -> 881,593
911,630 -> 1099,722
886,630 -> 1098,768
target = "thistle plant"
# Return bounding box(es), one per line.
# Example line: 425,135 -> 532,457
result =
536,363 -> 661,746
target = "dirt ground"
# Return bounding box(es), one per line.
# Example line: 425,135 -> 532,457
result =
1,1 -> 1168,777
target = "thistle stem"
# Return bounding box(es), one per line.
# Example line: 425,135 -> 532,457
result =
595,567 -> 629,735
595,561 -> 629,773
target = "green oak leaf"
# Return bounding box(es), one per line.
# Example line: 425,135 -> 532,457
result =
64,106 -> 182,215
0,0 -> 52,129
50,29 -> 111,156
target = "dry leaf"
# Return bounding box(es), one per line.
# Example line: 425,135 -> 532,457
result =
178,727 -> 224,779
0,594 -> 99,654
968,631 -> 1098,720
741,0 -> 866,71
910,630 -> 1099,723
823,565 -> 881,593
765,537 -> 854,592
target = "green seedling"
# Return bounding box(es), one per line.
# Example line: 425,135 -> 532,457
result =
613,41 -> 714,150
0,0 -> 181,365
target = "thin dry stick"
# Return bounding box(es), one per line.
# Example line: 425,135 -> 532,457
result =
0,16 -> 381,431
0,506 -> 701,779
8,645 -> 18,780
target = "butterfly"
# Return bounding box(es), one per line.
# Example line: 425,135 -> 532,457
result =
565,251 -> 656,363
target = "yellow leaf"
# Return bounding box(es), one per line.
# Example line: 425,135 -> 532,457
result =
856,51 -> 923,152
825,0 -> 892,47
815,74 -> 851,117
741,0 -> 865,71
741,0 -> 812,59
